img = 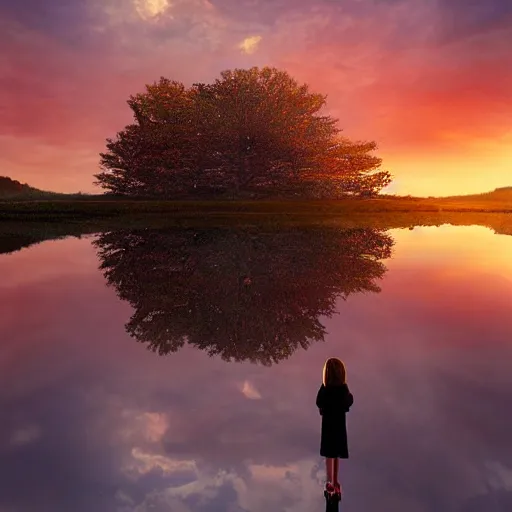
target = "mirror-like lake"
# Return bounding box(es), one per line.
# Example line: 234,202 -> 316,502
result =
1,225 -> 511,512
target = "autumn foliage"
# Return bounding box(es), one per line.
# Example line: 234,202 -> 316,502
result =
94,67 -> 392,198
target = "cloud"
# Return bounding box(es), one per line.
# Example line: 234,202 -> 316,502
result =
119,411 -> 170,443
125,448 -> 197,477
238,35 -> 262,54
240,380 -> 262,399
134,0 -> 173,21
119,459 -> 325,512
115,489 -> 135,507
485,461 -> 512,491
93,0 -> 227,50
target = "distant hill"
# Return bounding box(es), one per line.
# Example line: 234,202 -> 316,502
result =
0,176 -> 69,199
0,176 -> 93,200
0,176 -> 43,197
378,187 -> 512,202
441,187 -> 512,201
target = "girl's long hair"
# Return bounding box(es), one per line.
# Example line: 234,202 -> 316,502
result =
322,357 -> 346,387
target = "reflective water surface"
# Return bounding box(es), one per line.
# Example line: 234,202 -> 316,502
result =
1,225 -> 511,512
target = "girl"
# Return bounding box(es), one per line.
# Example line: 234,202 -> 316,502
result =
316,357 -> 353,498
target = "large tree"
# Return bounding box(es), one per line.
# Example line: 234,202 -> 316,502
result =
94,67 -> 392,198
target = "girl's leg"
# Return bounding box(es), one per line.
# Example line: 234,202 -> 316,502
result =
333,459 -> 342,496
325,458 -> 334,483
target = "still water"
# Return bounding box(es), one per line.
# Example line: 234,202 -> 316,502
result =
0,225 -> 511,512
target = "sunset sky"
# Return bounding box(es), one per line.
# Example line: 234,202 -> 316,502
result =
1,0 -> 511,196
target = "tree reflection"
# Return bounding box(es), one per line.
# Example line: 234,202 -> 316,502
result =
94,227 -> 394,365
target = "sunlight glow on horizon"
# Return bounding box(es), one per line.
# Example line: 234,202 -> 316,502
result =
380,148 -> 512,197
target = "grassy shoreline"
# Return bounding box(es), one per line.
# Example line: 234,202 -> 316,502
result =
1,195 -> 512,219
1,207 -> 512,254
1,196 -> 511,256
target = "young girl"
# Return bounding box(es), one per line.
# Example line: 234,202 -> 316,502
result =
316,357 -> 354,498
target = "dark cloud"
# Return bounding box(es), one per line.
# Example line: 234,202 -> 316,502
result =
437,0 -> 512,42
0,0 -> 103,49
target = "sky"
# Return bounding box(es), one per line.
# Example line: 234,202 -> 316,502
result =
1,226 -> 512,511
0,0 -> 511,196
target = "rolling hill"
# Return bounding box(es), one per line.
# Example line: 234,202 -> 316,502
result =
0,176 -> 58,199
0,176 -> 93,200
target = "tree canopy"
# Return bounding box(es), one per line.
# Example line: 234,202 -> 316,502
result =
94,226 -> 394,365
94,67 -> 392,198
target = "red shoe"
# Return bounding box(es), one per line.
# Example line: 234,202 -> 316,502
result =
334,482 -> 342,497
324,482 -> 335,495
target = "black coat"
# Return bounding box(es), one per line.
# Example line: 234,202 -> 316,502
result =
316,383 -> 353,458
